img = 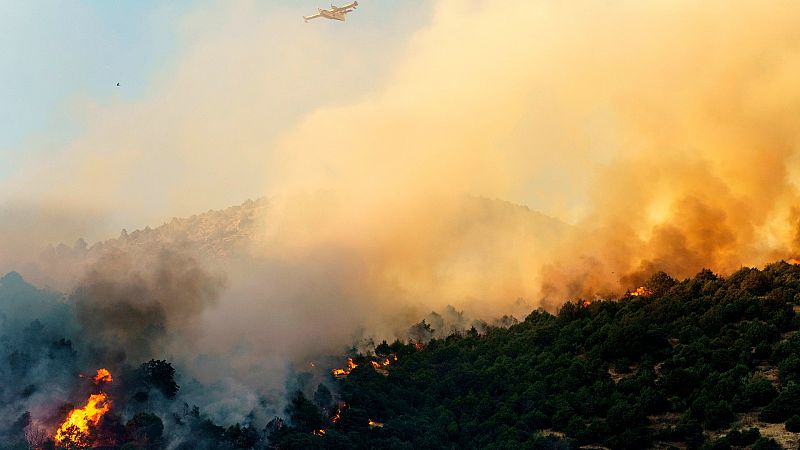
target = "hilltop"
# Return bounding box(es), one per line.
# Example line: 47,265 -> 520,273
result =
27,195 -> 568,292
45,198 -> 270,261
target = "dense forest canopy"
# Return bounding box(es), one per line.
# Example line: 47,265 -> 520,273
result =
273,262 -> 800,450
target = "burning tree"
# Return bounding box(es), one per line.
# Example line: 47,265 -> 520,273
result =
54,369 -> 114,449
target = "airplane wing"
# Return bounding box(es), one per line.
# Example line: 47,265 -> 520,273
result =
303,13 -> 322,22
331,1 -> 358,12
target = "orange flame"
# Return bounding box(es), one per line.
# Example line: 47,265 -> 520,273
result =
788,258 -> 800,265
370,358 -> 391,368
312,429 -> 326,436
331,403 -> 347,424
54,393 -> 111,446
370,356 -> 394,376
331,358 -> 358,378
92,368 -> 112,384
629,286 -> 651,297
368,419 -> 384,428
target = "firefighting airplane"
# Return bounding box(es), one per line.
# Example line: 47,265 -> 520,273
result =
303,2 -> 358,22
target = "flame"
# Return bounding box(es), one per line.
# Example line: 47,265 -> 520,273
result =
788,258 -> 800,265
370,355 -> 395,376
371,358 -> 392,369
312,429 -> 326,436
92,368 -> 112,384
629,286 -> 652,297
331,402 -> 347,424
54,393 -> 111,446
413,341 -> 425,351
54,369 -> 113,448
331,358 -> 357,378
368,419 -> 384,428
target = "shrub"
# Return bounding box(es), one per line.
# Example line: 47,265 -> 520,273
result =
726,427 -> 760,446
751,437 -> 782,450
786,414 -> 800,432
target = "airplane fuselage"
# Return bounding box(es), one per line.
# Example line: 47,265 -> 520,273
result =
319,9 -> 347,21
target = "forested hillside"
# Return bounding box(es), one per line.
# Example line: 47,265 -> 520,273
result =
274,262 -> 800,450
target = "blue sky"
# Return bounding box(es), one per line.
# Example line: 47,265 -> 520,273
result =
0,1 -> 432,182
0,2 -> 200,158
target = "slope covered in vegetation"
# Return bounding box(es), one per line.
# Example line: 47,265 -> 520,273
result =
276,262 -> 800,450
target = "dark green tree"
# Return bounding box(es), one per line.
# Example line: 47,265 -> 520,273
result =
140,360 -> 179,399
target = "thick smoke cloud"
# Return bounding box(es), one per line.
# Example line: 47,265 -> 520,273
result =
72,248 -> 224,363
264,0 -> 800,303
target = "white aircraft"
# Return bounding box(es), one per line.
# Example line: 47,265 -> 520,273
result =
304,2 -> 358,22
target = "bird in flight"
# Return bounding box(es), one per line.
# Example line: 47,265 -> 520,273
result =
116,83 -> 120,86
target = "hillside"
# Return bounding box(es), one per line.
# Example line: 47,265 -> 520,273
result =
273,262 -> 800,450
10,199 -> 800,449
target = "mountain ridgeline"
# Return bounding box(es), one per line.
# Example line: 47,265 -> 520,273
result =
275,262 -> 800,450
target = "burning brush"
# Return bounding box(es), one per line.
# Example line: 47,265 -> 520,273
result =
331,358 -> 358,379
54,368 -> 113,448
628,286 -> 652,297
